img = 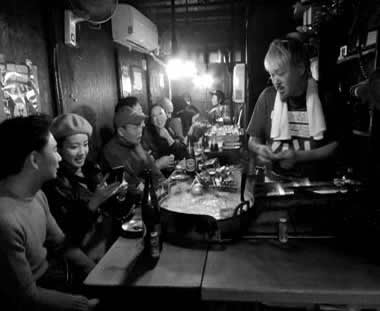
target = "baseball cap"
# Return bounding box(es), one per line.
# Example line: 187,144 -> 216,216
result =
114,105 -> 147,128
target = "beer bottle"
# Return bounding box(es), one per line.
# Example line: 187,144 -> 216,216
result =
142,169 -> 162,268
185,139 -> 196,175
202,134 -> 209,151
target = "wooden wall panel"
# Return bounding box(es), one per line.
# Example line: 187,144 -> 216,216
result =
56,22 -> 118,159
147,56 -> 170,107
247,0 -> 296,118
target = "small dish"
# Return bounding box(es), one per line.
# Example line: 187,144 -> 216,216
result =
120,219 -> 144,238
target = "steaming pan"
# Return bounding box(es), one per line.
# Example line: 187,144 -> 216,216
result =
159,167 -> 254,243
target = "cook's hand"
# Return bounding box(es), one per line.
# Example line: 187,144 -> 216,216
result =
87,298 -> 100,311
256,145 -> 276,165
275,149 -> 297,169
156,154 -> 175,169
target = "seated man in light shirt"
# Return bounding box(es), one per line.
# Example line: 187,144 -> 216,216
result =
247,38 -> 344,180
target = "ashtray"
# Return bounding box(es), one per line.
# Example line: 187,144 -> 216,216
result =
120,219 -> 144,238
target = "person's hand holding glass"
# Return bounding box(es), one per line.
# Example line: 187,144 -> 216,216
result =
115,170 -> 129,202
88,172 -> 128,213
156,154 -> 175,170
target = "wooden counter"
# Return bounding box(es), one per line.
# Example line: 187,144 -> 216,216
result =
202,239 -> 380,308
84,236 -> 144,288
84,236 -> 208,304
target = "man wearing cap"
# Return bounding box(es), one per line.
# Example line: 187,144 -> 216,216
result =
208,90 -> 231,124
101,105 -> 164,194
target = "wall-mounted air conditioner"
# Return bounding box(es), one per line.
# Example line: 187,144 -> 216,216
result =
112,4 -> 159,53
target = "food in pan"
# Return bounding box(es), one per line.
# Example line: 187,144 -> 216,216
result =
161,182 -> 242,220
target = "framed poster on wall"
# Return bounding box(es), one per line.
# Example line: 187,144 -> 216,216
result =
120,65 -> 132,98
0,59 -> 40,120
132,66 -> 143,92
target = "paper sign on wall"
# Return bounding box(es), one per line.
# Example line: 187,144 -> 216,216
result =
0,58 -> 40,119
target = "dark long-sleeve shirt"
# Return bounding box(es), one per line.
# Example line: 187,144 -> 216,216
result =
101,136 -> 165,192
42,161 -> 115,262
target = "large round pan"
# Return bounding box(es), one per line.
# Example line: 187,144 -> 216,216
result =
160,172 -> 254,244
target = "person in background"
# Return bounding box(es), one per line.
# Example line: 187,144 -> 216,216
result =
247,38 -> 343,180
100,105 -> 164,197
183,92 -> 200,120
183,92 -> 192,106
173,95 -> 200,136
234,102 -> 245,129
143,104 -> 187,177
43,113 -> 125,263
208,90 -> 231,124
157,97 -> 185,141
0,115 -> 99,311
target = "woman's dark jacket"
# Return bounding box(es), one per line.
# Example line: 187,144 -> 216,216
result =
42,161 -> 107,246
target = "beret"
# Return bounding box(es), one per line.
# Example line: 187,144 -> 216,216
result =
114,105 -> 147,128
50,113 -> 93,139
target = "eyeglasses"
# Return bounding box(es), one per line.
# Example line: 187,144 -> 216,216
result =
123,122 -> 145,131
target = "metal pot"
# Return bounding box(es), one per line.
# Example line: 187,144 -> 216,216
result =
160,172 -> 254,243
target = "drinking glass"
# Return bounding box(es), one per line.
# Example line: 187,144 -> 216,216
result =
216,136 -> 223,151
194,141 -> 203,155
116,171 -> 128,202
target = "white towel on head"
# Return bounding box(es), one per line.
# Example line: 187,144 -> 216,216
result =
270,78 -> 326,141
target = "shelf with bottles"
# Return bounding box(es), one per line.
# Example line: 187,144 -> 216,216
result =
205,125 -> 244,151
337,47 -> 376,64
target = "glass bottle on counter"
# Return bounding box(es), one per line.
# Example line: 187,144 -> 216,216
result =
278,217 -> 288,243
142,169 -> 162,268
211,133 -> 218,152
185,139 -> 196,176
202,134 -> 209,152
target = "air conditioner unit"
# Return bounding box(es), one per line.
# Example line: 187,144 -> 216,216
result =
112,4 -> 159,53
